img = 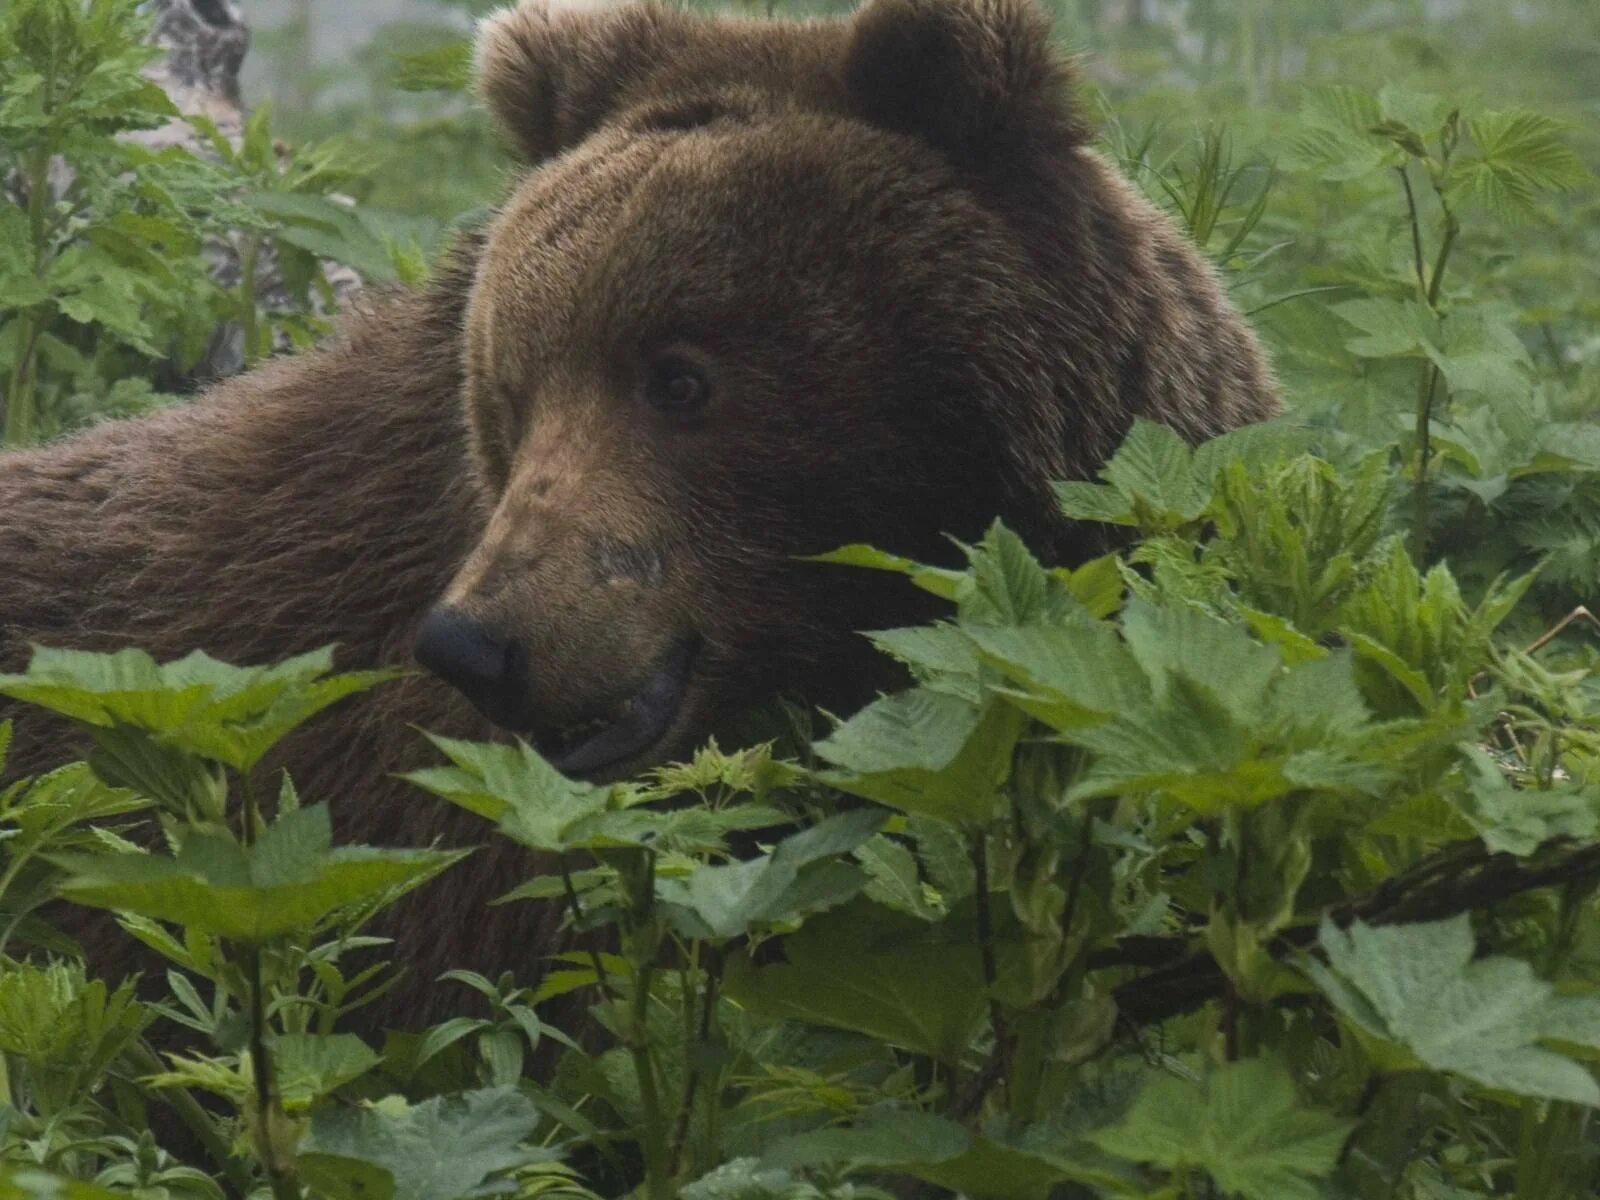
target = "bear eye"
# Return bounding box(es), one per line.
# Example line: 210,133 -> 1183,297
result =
645,357 -> 711,414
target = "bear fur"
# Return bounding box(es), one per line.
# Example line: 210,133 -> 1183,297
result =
0,0 -> 1278,1027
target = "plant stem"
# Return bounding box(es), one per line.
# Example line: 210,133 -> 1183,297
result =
238,234 -> 264,367
630,957 -> 670,1200
1427,207 -> 1459,310
1396,156 -> 1460,566
971,833 -> 1008,1105
3,317 -> 42,448
669,945 -> 722,1180
245,945 -> 298,1200
1410,365 -> 1439,563
5,141 -> 55,447
1398,165 -> 1428,297
126,1039 -> 256,1199
560,859 -> 615,1002
618,851 -> 670,1199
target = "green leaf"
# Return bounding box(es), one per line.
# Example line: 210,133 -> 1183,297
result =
867,624 -> 984,703
0,1171 -> 125,1200
955,522 -> 1088,625
804,544 -> 964,601
1045,602 -> 1386,811
1306,916 -> 1600,1105
1056,419 -> 1210,532
1283,86 -> 1397,181
763,1108 -> 1137,1200
814,690 -> 1022,824
1053,480 -> 1135,526
1333,297 -> 1435,359
966,617 -> 1144,733
50,806 -> 465,942
762,1109 -> 970,1172
855,835 -> 944,920
1424,308 -> 1533,400
271,1033 -> 382,1109
1099,419 -> 1210,525
1453,745 -> 1597,856
724,905 -> 988,1064
402,733 -> 617,851
655,808 -> 885,939
1090,1057 -> 1353,1200
0,646 -> 395,771
1450,110 -> 1591,220
246,192 -> 396,282
300,1088 -> 550,1200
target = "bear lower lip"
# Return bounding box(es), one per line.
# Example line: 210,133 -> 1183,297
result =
547,637 -> 699,778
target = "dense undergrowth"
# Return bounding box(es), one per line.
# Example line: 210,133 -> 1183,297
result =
2,1 -> 1599,1198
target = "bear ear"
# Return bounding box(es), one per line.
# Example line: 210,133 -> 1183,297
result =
474,1 -> 671,164
844,0 -> 1087,170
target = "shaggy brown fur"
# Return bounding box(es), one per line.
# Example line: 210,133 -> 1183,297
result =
0,0 -> 1278,1027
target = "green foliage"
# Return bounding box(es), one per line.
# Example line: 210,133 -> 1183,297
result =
1090,1058 -> 1353,1200
3,2 -> 1600,1198
0,0 -> 416,448
299,1089 -> 547,1200
1307,916 -> 1600,1105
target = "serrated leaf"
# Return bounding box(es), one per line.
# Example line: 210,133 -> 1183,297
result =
724,905 -> 988,1064
402,733 -> 619,851
0,646 -> 395,771
1334,297 -> 1435,359
655,808 -> 885,939
867,624 -> 983,702
1307,916 -> 1600,1105
814,690 -> 1022,824
1450,110 -> 1591,220
1453,745 -> 1597,855
1090,1057 -> 1353,1200
1053,480 -> 1136,526
300,1088 -> 549,1200
1100,419 -> 1208,522
49,807 -> 464,942
968,616 -> 1143,732
271,1033 -> 381,1108
855,835 -> 943,920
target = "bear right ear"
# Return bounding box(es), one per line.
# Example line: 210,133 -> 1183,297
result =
475,1 -> 676,164
844,0 -> 1088,172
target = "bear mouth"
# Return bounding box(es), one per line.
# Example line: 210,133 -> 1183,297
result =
539,636 -> 699,778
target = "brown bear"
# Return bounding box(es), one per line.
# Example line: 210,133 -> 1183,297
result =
0,0 -> 1278,1025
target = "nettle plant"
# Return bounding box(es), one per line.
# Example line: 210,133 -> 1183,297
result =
1,424 -> 1598,1200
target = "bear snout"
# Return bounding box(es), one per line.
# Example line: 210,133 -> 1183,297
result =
414,607 -> 535,732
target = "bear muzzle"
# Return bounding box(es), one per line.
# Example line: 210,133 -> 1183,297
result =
415,606 -> 700,778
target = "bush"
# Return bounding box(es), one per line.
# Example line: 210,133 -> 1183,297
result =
2,1 -> 1599,1198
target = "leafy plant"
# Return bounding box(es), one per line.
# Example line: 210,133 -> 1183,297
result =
3,2 -> 1600,1198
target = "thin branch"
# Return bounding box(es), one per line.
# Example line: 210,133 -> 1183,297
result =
1108,841 -> 1600,1030
560,857 -> 616,1004
1397,165 -> 1429,300
972,835 -> 1007,1080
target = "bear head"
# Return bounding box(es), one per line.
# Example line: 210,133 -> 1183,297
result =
414,0 -> 1279,779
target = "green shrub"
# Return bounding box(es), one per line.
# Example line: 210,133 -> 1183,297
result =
2,2 -> 1599,1198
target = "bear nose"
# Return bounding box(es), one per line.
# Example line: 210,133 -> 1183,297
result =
414,607 -> 532,730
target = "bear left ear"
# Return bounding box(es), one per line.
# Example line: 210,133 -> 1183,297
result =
844,0 -> 1087,171
475,1 -> 676,164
